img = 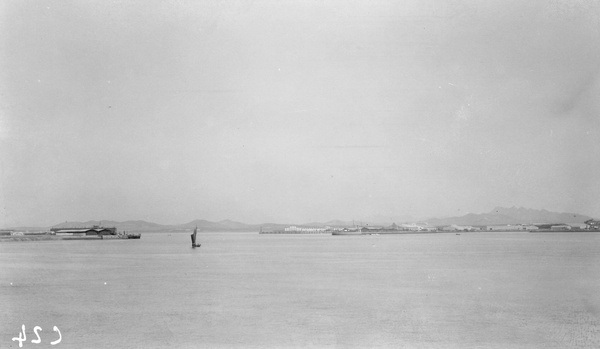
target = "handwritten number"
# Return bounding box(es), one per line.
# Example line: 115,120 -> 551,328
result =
11,324 -> 61,346
51,326 -> 62,345
12,324 -> 26,348
31,326 -> 42,344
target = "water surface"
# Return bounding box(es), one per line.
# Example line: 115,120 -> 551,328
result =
1,232 -> 599,348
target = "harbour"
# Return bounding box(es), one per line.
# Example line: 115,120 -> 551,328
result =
3,1 -> 599,347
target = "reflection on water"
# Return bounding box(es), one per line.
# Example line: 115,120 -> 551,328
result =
1,232 -> 600,348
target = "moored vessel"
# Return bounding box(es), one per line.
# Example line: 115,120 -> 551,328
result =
332,229 -> 363,236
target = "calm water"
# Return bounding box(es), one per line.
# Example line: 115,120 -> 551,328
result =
1,232 -> 599,348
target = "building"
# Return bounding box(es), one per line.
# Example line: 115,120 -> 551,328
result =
284,226 -> 330,233
401,223 -> 422,231
441,225 -> 477,231
585,219 -> 600,230
50,226 -> 117,236
487,225 -> 527,231
568,223 -> 587,230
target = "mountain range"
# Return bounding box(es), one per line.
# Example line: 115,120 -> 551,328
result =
6,207 -> 595,232
46,219 -> 278,233
426,206 -> 592,226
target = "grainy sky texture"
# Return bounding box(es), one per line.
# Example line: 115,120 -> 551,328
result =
1,0 -> 599,227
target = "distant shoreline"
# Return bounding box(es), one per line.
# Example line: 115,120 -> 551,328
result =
0,235 -> 139,242
260,230 -> 600,235
1,235 -> 65,242
530,229 -> 600,233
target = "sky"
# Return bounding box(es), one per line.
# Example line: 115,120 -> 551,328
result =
1,0 -> 599,227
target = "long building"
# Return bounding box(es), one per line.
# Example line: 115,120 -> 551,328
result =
50,226 -> 117,236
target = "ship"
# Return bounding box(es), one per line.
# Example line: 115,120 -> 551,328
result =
191,226 -> 201,248
332,227 -> 363,235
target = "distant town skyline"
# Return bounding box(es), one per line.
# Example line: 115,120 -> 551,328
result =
1,1 -> 599,227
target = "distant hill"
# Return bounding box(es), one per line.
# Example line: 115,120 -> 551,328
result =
48,219 -> 287,232
7,219 -> 288,233
301,220 -> 351,227
51,220 -> 166,232
324,220 -> 356,227
360,214 -> 416,225
427,207 -> 593,226
489,207 -> 591,224
5,207 -> 593,232
175,219 -> 259,232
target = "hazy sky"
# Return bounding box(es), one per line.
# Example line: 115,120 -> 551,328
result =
1,0 -> 599,227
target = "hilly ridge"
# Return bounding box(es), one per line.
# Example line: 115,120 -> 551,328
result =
43,219 -> 289,232
426,206 -> 592,226
6,207 -> 596,231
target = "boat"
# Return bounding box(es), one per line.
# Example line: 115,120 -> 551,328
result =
191,227 -> 201,248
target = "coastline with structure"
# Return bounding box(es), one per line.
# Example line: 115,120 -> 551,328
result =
3,211 -> 598,241
259,219 -> 600,236
259,225 -> 337,234
1,225 -> 141,242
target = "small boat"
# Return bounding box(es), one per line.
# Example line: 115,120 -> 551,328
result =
191,227 -> 201,248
